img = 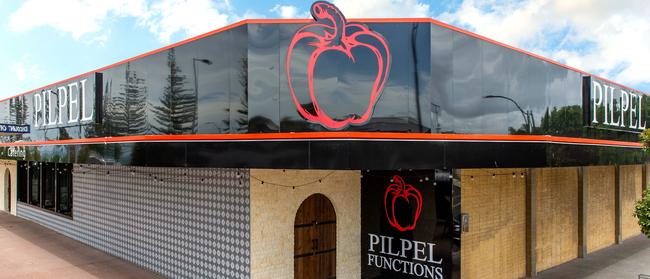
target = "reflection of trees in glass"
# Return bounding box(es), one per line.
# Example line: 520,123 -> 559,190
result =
8,96 -> 28,141
58,127 -> 71,140
9,96 -> 28,125
509,105 -> 582,135
152,49 -> 197,134
106,62 -> 149,136
235,56 -> 248,132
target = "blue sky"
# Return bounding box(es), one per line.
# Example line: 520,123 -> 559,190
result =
1,0 -> 648,100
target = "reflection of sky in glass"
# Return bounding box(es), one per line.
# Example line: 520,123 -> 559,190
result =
249,24 -> 280,131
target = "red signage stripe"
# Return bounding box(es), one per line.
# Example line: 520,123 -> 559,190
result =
2,18 -> 647,103
0,132 -> 641,148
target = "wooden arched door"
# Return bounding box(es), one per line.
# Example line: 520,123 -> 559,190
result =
294,194 -> 336,279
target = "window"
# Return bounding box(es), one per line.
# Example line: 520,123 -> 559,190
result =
42,163 -> 56,211
17,161 -> 73,218
56,163 -> 73,216
29,162 -> 40,207
17,161 -> 27,203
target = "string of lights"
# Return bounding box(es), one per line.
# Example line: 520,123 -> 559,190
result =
250,170 -> 337,189
16,162 -> 528,187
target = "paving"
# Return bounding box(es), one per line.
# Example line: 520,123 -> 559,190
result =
0,211 -> 162,279
2,209 -> 650,279
537,235 -> 650,279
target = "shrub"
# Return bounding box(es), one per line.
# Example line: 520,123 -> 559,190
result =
635,189 -> 650,238
640,129 -> 650,152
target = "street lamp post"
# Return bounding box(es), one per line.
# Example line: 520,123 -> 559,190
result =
483,95 -> 531,133
192,58 -> 212,133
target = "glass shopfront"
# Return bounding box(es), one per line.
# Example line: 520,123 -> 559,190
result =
17,161 -> 73,217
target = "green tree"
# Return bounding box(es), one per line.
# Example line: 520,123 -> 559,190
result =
635,189 -> 650,238
640,129 -> 650,152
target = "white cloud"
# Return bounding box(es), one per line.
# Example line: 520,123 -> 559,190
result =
8,62 -> 41,82
9,0 -> 147,39
269,4 -> 309,19
332,0 -> 430,18
438,0 -> 650,88
233,9 -> 267,21
8,0 -> 235,44
139,0 -> 232,43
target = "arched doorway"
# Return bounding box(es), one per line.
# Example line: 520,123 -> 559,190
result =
4,169 -> 10,212
294,194 -> 336,279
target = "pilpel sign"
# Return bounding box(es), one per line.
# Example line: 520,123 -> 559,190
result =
584,76 -> 648,132
28,73 -> 102,129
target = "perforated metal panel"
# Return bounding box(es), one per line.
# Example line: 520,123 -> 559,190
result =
17,165 -> 251,279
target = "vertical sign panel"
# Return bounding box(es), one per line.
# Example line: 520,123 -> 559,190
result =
361,170 -> 455,279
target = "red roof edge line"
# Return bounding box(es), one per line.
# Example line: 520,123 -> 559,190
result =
0,132 -> 641,148
2,17 -> 647,104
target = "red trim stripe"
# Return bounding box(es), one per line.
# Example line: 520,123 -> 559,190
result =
1,17 -> 647,103
0,132 -> 641,148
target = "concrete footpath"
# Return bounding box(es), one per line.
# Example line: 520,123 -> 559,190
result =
537,235 -> 650,279
0,212 -> 161,279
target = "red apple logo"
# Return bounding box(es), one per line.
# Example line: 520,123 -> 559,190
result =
384,175 -> 423,232
286,1 -> 391,129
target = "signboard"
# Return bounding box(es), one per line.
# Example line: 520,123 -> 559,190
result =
583,76 -> 649,132
362,170 -> 456,279
28,73 -> 102,129
0,124 -> 30,134
7,146 -> 26,159
286,1 -> 391,130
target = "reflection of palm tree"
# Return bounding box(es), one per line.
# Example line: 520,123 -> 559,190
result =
152,49 -> 197,134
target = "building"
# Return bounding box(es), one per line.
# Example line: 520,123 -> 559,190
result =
0,1 -> 647,278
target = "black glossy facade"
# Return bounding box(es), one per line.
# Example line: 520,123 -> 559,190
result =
0,21 -> 647,169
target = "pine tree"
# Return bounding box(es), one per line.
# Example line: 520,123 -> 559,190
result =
152,49 -> 197,134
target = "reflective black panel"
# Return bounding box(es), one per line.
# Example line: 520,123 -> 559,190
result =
248,24 -> 281,132
0,21 -> 647,169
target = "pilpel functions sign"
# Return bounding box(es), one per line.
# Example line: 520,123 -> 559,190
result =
583,76 -> 649,132
362,171 -> 454,279
29,73 -> 102,129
